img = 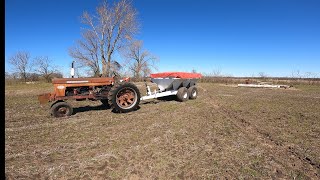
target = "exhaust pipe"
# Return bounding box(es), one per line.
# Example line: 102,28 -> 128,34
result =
71,61 -> 75,78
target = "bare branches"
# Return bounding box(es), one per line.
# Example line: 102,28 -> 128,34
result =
72,0 -> 139,77
122,40 -> 158,80
8,51 -> 62,82
8,51 -> 31,82
69,30 -> 101,77
33,56 -> 58,82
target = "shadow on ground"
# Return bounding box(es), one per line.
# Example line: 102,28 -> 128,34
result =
73,105 -> 110,115
140,95 -> 177,105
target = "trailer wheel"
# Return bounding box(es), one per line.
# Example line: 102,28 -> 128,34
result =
108,82 -> 141,113
51,101 -> 73,117
188,86 -> 198,99
176,87 -> 189,102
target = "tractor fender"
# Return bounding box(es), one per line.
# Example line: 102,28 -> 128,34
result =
50,100 -> 65,108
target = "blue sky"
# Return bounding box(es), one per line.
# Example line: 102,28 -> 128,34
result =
5,0 -> 320,77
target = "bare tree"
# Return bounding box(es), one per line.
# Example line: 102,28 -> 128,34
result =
304,72 -> 313,79
122,40 -> 158,79
212,68 -> 222,77
74,0 -> 139,77
8,51 -> 31,82
259,72 -> 268,79
34,56 -> 59,82
69,31 -> 101,77
291,70 -> 303,79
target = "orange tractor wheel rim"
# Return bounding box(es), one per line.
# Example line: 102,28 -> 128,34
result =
116,88 -> 136,108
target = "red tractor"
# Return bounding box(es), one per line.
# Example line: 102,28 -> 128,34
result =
38,73 -> 140,117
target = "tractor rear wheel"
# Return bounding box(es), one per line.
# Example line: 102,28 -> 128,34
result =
176,87 -> 189,102
188,86 -> 198,99
108,82 -> 141,113
51,101 -> 73,117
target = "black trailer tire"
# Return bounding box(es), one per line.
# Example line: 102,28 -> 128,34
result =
188,86 -> 198,100
51,101 -> 73,117
108,82 -> 141,113
176,87 -> 189,102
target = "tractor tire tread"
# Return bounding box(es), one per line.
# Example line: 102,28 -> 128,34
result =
108,82 -> 140,113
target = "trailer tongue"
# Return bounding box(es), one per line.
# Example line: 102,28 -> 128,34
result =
141,72 -> 202,101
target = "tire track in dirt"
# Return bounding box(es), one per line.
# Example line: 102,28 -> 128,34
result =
200,88 -> 320,178
219,107 -> 320,177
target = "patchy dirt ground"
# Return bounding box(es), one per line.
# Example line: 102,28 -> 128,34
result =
5,82 -> 320,179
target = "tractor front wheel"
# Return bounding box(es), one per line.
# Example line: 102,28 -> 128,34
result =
51,101 -> 73,118
108,82 -> 141,113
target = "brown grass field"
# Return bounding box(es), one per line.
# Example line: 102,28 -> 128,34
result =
5,82 -> 320,179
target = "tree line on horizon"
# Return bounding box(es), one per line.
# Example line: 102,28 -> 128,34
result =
6,51 -> 63,83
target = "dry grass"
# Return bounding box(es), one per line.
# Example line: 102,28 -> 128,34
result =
5,82 -> 320,179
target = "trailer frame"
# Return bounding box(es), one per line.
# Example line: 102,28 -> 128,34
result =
140,72 -> 202,101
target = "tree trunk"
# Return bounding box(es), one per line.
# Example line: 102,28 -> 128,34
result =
22,73 -> 27,82
101,52 -> 107,77
102,61 -> 107,77
94,69 -> 100,77
107,54 -> 111,77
